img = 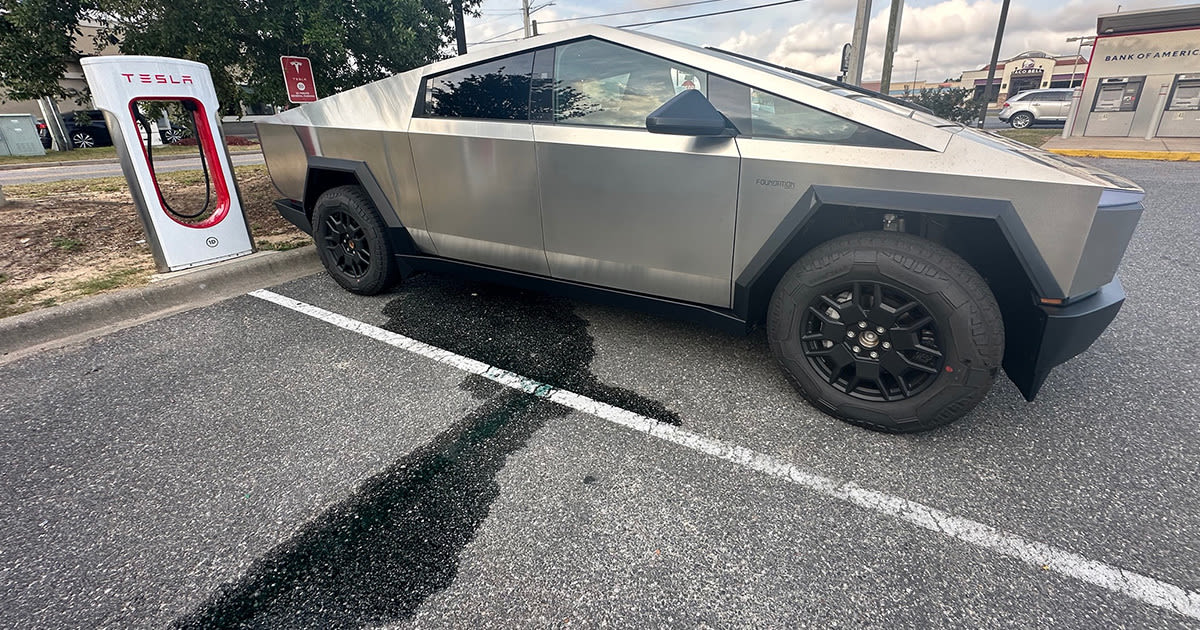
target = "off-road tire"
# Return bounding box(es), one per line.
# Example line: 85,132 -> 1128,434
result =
1009,112 -> 1034,129
312,185 -> 399,295
767,231 -> 1004,433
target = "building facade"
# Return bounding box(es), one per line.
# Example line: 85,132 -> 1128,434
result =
1069,4 -> 1200,137
0,22 -> 117,118
958,51 -> 1089,104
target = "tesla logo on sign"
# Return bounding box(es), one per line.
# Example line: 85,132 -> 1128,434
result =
121,73 -> 193,84
281,56 -> 318,103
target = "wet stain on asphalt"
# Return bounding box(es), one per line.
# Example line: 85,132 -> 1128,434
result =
175,275 -> 680,628
379,277 -> 681,426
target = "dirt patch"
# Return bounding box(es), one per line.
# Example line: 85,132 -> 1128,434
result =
0,166 -> 309,317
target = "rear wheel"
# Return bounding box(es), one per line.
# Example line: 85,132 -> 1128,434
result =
1009,112 -> 1034,129
71,131 -> 96,149
312,185 -> 399,295
767,231 -> 1004,433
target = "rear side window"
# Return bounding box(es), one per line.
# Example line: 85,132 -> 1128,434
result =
424,52 -> 535,120
749,89 -> 920,149
553,39 -> 707,128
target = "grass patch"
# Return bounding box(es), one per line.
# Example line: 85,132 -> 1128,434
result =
52,237 -> 84,251
5,164 -> 267,199
68,267 -> 148,296
995,128 -> 1060,148
0,267 -> 151,318
0,141 -> 259,166
0,282 -> 53,318
256,239 -> 310,252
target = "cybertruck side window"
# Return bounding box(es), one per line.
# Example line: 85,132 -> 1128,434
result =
750,88 -> 921,149
424,52 -> 535,120
553,39 -> 707,128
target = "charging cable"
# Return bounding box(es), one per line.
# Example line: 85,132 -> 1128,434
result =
135,100 -> 211,220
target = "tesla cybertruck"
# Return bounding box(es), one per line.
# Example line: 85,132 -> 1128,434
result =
256,25 -> 1143,432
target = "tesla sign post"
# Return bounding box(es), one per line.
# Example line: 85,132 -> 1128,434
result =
281,56 -> 318,103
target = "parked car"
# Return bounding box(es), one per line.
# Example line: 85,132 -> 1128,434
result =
998,88 -> 1075,128
37,109 -> 114,149
256,25 -> 1143,433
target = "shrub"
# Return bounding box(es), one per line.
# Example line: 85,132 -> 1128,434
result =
904,87 -> 988,125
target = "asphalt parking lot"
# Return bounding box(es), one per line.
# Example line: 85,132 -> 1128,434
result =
1,158 -> 1197,628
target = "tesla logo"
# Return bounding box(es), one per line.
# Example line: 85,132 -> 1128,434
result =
289,60 -> 304,72
121,73 -> 194,85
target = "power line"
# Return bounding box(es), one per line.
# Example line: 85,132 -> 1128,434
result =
618,0 -> 806,28
539,0 -> 732,25
475,25 -> 526,44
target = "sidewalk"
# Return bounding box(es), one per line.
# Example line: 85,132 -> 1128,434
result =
1042,136 -> 1200,161
0,148 -> 262,172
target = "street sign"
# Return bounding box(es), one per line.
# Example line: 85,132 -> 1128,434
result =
280,56 -> 317,103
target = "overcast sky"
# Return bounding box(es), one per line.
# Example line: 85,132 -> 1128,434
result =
463,0 -> 1198,82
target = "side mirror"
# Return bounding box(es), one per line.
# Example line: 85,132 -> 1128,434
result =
646,89 -> 736,137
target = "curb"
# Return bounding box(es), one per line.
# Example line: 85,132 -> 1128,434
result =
0,246 -> 323,361
1046,148 -> 1200,161
0,149 -> 263,172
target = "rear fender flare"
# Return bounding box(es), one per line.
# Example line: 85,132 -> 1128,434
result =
303,156 -> 417,257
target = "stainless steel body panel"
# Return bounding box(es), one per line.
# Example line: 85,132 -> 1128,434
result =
256,122 -> 307,200
255,23 -> 1143,303
535,125 -> 739,306
409,118 -> 548,275
735,131 -> 1104,298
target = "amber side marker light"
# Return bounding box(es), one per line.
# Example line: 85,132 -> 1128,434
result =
1039,297 -> 1065,305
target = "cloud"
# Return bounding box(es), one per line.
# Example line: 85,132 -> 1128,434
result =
466,0 -> 1197,83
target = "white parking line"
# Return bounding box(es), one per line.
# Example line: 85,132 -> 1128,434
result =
250,288 -> 1200,621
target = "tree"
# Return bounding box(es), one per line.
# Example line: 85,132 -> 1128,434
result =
0,0 -> 97,102
100,0 -> 478,114
0,0 -> 478,115
905,87 -> 988,125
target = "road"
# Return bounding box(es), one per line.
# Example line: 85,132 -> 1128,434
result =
0,151 -> 265,185
1,158 -> 1196,628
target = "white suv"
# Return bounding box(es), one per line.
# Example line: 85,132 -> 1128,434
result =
998,88 -> 1074,128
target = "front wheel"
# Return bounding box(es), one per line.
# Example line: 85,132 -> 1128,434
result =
767,232 -> 1004,433
312,185 -> 399,295
71,131 -> 96,149
1009,112 -> 1034,129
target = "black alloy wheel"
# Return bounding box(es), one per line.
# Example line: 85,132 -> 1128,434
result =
321,210 -> 372,279
801,281 -> 943,402
767,231 -> 1004,433
312,185 -> 399,295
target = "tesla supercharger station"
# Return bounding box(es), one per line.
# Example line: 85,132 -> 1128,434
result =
81,56 -> 254,272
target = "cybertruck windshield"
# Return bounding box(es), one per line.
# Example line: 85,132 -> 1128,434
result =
704,47 -> 967,128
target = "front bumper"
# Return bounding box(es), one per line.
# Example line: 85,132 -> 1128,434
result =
1004,278 -> 1126,400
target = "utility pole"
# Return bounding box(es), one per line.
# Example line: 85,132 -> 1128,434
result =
845,0 -> 872,85
978,0 -> 1011,128
451,0 -> 468,54
522,0 -> 533,38
878,0 -> 904,95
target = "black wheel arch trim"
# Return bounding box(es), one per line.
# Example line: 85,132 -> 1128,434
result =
298,156 -> 418,273
733,185 -> 1071,400
733,185 -> 1060,322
